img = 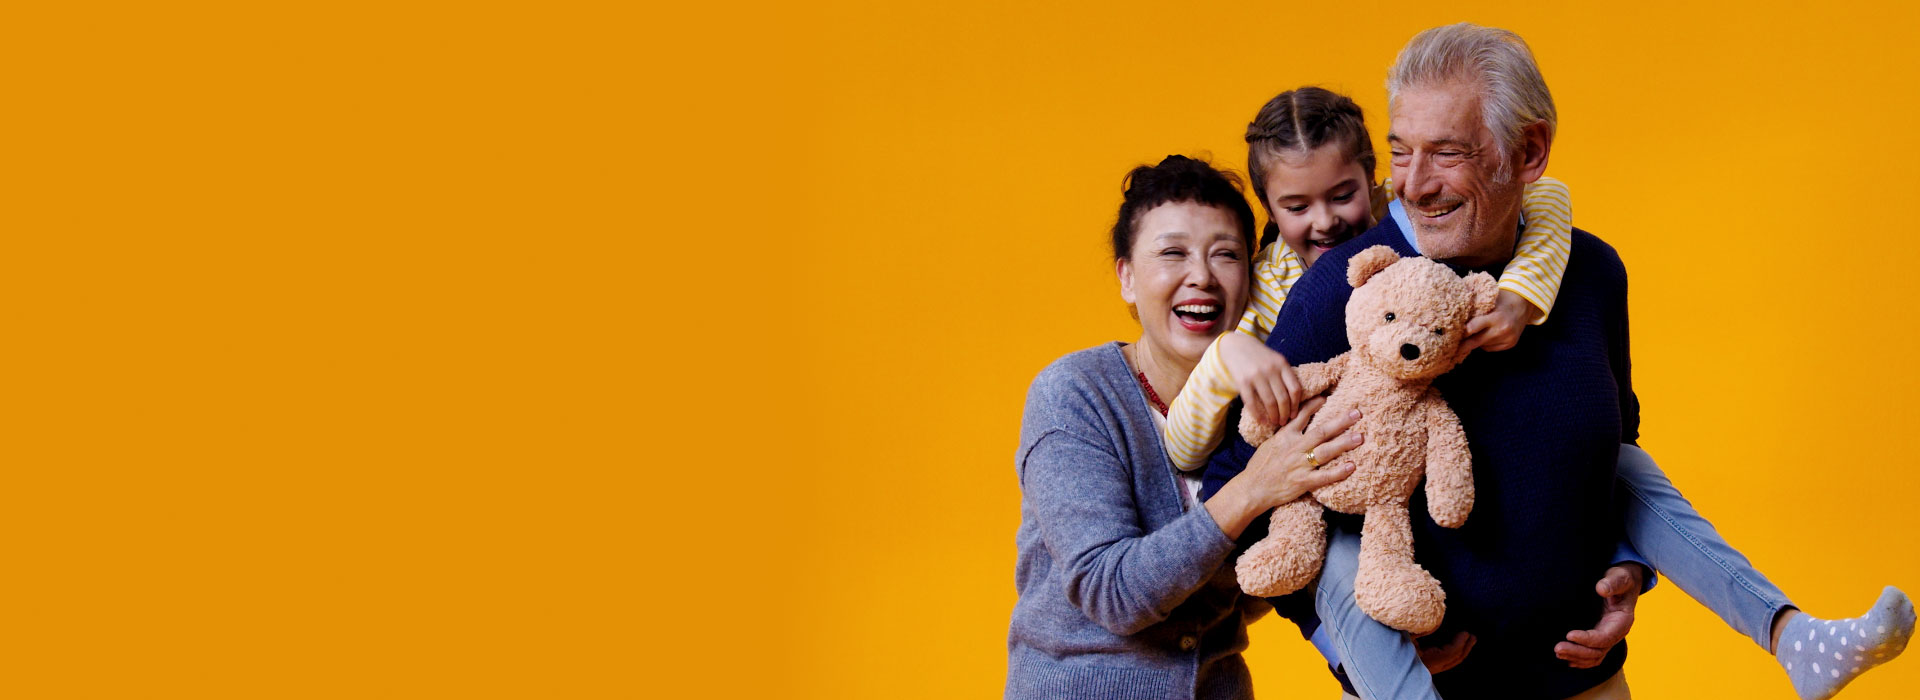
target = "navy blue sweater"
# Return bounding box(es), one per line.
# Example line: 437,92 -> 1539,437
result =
1201,218 -> 1639,699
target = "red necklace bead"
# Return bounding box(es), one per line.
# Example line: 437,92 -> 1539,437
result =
1135,370 -> 1169,416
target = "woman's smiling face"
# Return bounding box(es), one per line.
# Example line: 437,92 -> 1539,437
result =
1118,201 -> 1251,364
1261,144 -> 1375,269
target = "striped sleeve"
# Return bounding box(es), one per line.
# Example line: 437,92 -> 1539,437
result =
1504,175 -> 1573,325
1164,334 -> 1241,471
1168,242 -> 1304,472
1233,241 -> 1305,341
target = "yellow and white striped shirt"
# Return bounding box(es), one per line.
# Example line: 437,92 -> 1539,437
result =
1163,176 -> 1573,472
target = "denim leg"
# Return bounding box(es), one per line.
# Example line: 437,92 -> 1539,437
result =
1617,443 -> 1795,651
1314,525 -> 1440,700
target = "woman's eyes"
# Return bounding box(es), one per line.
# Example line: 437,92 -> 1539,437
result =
1284,205 -> 1308,214
1160,248 -> 1240,260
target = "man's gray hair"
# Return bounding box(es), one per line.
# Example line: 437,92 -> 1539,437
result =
1386,23 -> 1556,175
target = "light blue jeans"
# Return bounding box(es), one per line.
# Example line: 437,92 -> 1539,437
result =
1317,444 -> 1796,699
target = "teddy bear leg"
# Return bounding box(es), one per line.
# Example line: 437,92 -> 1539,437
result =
1236,497 -> 1327,597
1353,504 -> 1447,635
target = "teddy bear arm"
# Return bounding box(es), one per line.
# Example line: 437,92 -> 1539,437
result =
1237,353 -> 1348,446
1421,396 -> 1474,529
1293,352 -> 1347,399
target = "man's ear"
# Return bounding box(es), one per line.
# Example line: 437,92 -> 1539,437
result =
1514,120 -> 1553,184
1348,245 -> 1401,288
1465,272 -> 1499,317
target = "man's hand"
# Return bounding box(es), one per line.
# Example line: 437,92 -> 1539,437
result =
1461,290 -> 1543,354
1218,332 -> 1304,427
1416,630 -> 1476,674
1555,563 -> 1646,668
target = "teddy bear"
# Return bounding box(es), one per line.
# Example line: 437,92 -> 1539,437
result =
1234,245 -> 1496,635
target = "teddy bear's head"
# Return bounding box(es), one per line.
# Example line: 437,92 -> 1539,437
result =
1343,246 -> 1499,382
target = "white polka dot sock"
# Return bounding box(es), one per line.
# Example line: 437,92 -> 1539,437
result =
1777,586 -> 1914,700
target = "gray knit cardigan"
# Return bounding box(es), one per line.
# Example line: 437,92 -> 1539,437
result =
1007,343 -> 1259,700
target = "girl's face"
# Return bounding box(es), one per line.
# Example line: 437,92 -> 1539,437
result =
1261,144 -> 1375,268
1117,201 -> 1251,365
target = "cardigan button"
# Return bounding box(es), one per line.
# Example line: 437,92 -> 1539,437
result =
1179,635 -> 1197,651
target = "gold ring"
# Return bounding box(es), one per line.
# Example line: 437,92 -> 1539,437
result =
1305,449 -> 1321,468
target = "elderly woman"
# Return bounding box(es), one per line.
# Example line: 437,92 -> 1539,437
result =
1005,155 -> 1364,700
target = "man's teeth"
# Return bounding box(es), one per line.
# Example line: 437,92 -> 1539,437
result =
1175,304 -> 1218,314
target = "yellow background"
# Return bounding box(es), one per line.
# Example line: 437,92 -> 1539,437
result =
8,1 -> 1920,698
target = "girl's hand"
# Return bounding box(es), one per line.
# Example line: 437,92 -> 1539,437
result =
1243,397 -> 1362,510
1220,332 -> 1305,427
1461,290 -> 1543,353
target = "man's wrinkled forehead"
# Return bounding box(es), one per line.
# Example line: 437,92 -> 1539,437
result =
1386,80 -> 1489,148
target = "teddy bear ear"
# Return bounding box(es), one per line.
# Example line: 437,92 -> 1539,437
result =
1465,272 -> 1499,317
1347,245 -> 1401,288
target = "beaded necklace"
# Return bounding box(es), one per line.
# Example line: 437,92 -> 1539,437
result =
1134,370 -> 1169,416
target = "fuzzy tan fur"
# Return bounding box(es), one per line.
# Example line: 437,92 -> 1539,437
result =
1234,246 -> 1496,635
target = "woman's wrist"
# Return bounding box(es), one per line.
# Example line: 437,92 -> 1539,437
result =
1204,477 -> 1268,541
1245,445 -> 1302,507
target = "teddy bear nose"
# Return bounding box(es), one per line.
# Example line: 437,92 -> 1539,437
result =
1400,343 -> 1421,360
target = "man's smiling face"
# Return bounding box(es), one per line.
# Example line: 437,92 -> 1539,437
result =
1387,79 -> 1526,268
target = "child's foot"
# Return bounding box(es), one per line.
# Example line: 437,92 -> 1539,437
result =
1777,586 -> 1914,700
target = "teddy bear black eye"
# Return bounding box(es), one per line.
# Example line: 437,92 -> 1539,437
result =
1433,328 -> 1445,335
1384,312 -> 1396,322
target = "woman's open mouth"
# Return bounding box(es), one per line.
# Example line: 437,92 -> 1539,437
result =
1172,301 -> 1222,332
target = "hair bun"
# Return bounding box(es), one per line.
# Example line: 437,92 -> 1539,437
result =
1128,154 -> 1213,196
1110,153 -> 1255,262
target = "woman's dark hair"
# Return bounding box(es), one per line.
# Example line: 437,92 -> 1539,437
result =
1110,155 -> 1257,261
1245,87 -> 1376,247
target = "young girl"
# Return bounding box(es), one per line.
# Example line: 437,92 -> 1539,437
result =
1166,87 -> 1912,700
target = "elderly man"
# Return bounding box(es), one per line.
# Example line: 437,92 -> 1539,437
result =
1203,24 -> 1646,699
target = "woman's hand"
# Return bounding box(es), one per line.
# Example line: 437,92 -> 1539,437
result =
1219,332 -> 1305,427
1206,397 -> 1363,539
1241,397 -> 1363,510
